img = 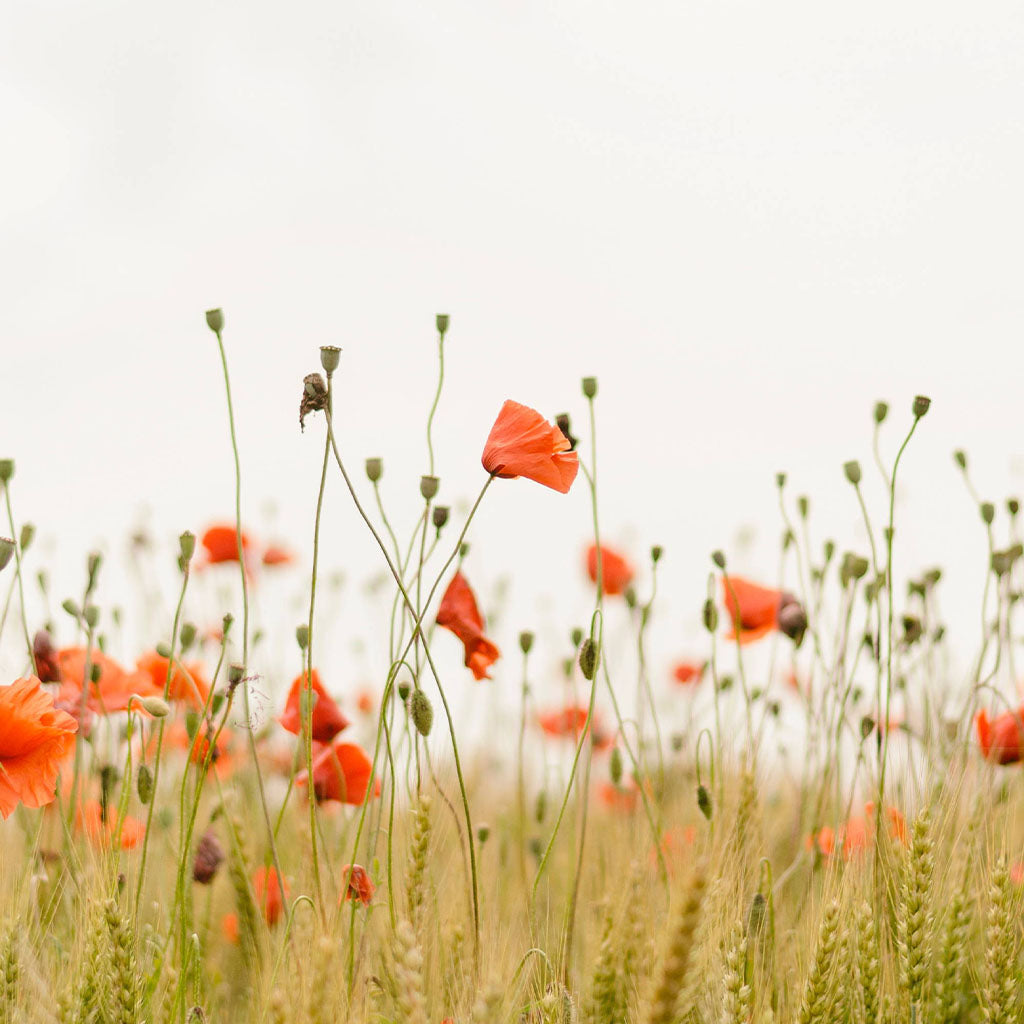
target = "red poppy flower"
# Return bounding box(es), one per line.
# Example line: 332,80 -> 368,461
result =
296,741 -> 379,805
537,704 -> 613,751
156,719 -> 235,777
481,400 -> 579,493
812,804 -> 907,861
585,544 -> 634,596
597,781 -> 639,812
278,670 -> 351,743
340,863 -> 376,906
221,912 -> 240,944
135,651 -> 210,709
436,572 -> 500,680
650,825 -> 697,873
720,577 -> 806,645
200,524 -> 253,565
77,799 -> 146,850
355,690 -> 374,715
56,648 -> 159,715
671,661 -> 705,686
0,676 -> 78,819
252,866 -> 289,926
262,544 -> 295,567
976,707 -> 1024,764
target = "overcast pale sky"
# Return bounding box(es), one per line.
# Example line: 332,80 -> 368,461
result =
3,1 -> 1024,717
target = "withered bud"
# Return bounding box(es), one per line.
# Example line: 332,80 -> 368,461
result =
697,784 -> 712,820
711,550 -> 726,570
519,630 -> 534,655
912,395 -> 931,418
365,458 -> 383,483
902,615 -> 922,645
436,314 -> 450,336
843,460 -> 862,485
459,542 -> 470,559
581,376 -> 598,399
609,746 -> 623,785
299,373 -> 328,431
410,688 -> 433,736
991,549 -> 1014,577
419,475 -> 439,501
192,830 -> 225,884
0,538 -> 13,572
227,664 -> 245,686
432,505 -> 449,530
319,346 -> 341,375
33,630 -> 60,682
179,531 -> 196,563
205,309 -> 224,333
221,612 -> 234,636
578,637 -> 599,680
823,540 -> 835,563
1009,498 -> 1020,517
555,413 -> 578,451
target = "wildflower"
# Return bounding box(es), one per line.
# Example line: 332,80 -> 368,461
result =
0,676 -> 78,819
537,704 -> 613,751
261,544 -> 296,567
253,866 -> 289,926
200,524 -> 252,565
76,799 -> 146,850
56,648 -> 159,714
585,543 -> 634,596
672,661 -> 705,686
135,650 -> 210,708
221,913 -> 239,944
650,825 -> 697,873
1011,862 -> 1024,887
355,689 -> 374,715
436,572 -> 500,680
481,399 -> 579,493
279,669 -> 351,743
976,707 -> 1024,764
340,863 -> 376,906
721,577 -> 806,645
296,740 -> 379,805
157,720 -> 234,777
812,804 -> 908,861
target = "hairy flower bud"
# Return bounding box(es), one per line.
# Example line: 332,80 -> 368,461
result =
410,688 -> 433,736
137,764 -> 154,804
578,637 -> 599,680
697,784 -> 712,820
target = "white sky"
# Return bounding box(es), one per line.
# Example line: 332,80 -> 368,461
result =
3,0 -> 1024,724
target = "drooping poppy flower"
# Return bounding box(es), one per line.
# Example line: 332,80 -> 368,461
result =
537,704 -> 613,751
252,866 -> 289,926
76,799 -> 146,850
976,707 -> 1024,764
672,661 -> 705,686
261,543 -> 295,567
56,648 -> 159,715
436,572 -> 500,680
481,400 -> 579,494
720,577 -> 807,646
585,544 -> 634,596
135,651 -> 210,708
278,669 -> 351,743
200,524 -> 253,565
296,741 -> 379,805
0,676 -> 78,819
340,863 -> 376,906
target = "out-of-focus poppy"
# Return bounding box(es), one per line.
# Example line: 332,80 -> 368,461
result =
77,799 -> 146,850
252,866 -> 289,926
200,524 -> 252,565
976,707 -> 1024,764
56,648 -> 158,715
672,661 -> 705,686
156,719 -> 234,778
436,572 -> 500,681
221,912 -> 240,945
481,400 -> 579,494
32,631 -> 61,683
650,825 -> 697,873
1012,862 -> 1024,887
0,676 -> 78,819
261,544 -> 295,567
585,544 -> 634,596
355,690 -> 374,715
135,651 -> 210,709
279,670 -> 351,743
721,577 -> 806,645
297,741 -> 379,805
537,705 -> 613,751
811,803 -> 907,861
340,863 -> 376,906
596,780 -> 639,812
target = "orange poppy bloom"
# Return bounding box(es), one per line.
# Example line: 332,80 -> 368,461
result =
76,799 -> 146,850
135,651 -> 210,708
278,669 -> 351,743
56,648 -> 159,715
596,780 -> 639,812
157,719 -> 234,777
252,866 -> 289,926
650,825 -> 697,873
296,741 -> 379,805
720,577 -> 806,645
221,912 -> 240,945
0,676 -> 78,819
585,544 -> 634,596
261,543 -> 295,567
976,707 -> 1024,764
200,524 -> 253,565
340,863 -> 376,906
537,704 -> 613,751
811,804 -> 907,861
436,572 -> 500,680
1012,862 -> 1024,887
355,690 -> 374,715
481,400 -> 579,494
672,661 -> 705,686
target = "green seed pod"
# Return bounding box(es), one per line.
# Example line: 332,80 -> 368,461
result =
570,627 -> 584,648
775,471 -> 786,488
609,746 -> 623,785
519,631 -> 534,655
436,314 -> 450,336
205,309 -> 224,333
179,531 -> 196,563
221,613 -> 234,636
0,460 -> 13,484
419,475 -> 439,501
227,664 -> 244,686
697,784 -> 712,820
912,394 -> 931,418
797,495 -> 810,519
432,505 -> 450,531
711,550 -> 726,570
397,681 -> 411,702
843,460 -> 862,485
953,449 -> 967,470
581,376 -> 598,399
137,765 -> 154,804
365,458 -> 383,483
0,538 -> 13,572
410,688 -> 433,736
1008,498 -> 1020,517
578,638 -> 599,680
873,400 -> 889,424
981,502 -> 995,525
702,598 -> 718,632
650,545 -> 663,564
319,345 -> 341,374
476,824 -> 490,844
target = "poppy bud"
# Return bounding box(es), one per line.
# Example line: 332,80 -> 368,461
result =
180,622 -> 197,651
227,664 -> 244,686
873,401 -> 889,424
84,606 -> 99,629
0,460 -> 12,484
860,716 -> 875,739
991,549 -> 1014,576
365,458 -> 383,483
137,764 -> 154,804
193,830 -> 225,884
581,377 -> 598,399
296,625 -> 309,650
555,414 -> 578,451
436,314 -> 450,336
205,309 -> 224,333
62,599 -> 81,619
221,612 -> 234,636
1009,498 -> 1020,517
19,524 -> 34,552
534,790 -> 547,823
777,599 -> 807,646
981,502 -> 995,525
912,395 -> 931,418
319,346 -> 341,375
410,688 -> 433,736
476,824 -> 490,844
432,505 -> 449,531
953,450 -> 967,470
823,540 -> 835,564
420,476 -> 439,501
156,641 -> 171,658
902,615 -> 922,645
651,545 -> 663,564
0,538 -> 12,572
775,472 -> 786,489
397,681 -> 411,702
623,587 -> 637,610
711,550 -> 726,570
747,892 -> 767,936
578,638 -> 599,680
702,599 -> 718,632
797,496 -> 809,519
843,461 -> 862,485
519,631 -> 534,655
670,733 -> 684,752
697,784 -> 712,820
610,746 -> 623,785
138,696 -> 171,718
